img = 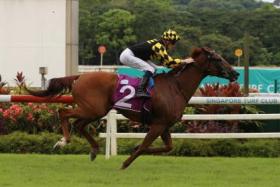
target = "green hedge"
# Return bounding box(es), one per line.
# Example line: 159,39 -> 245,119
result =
118,138 -> 280,157
0,132 -> 95,154
1,132 -> 280,157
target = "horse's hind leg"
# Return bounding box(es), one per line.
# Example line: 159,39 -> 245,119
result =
55,107 -> 91,148
75,119 -> 100,161
121,124 -> 166,169
53,108 -> 75,148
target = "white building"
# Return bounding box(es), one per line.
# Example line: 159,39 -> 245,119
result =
0,0 -> 78,87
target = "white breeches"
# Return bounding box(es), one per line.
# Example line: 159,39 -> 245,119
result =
119,48 -> 157,74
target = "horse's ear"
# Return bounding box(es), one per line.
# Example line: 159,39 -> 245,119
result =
191,48 -> 202,59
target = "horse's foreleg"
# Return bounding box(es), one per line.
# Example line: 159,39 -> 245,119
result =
143,129 -> 173,154
121,124 -> 165,169
76,119 -> 100,161
132,129 -> 172,154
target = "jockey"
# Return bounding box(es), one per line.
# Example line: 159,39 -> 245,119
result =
120,29 -> 193,98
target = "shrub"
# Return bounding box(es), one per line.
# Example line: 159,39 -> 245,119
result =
0,132 -> 94,154
0,74 -> 10,94
14,72 -> 26,94
1,132 -> 280,157
0,103 -> 63,134
184,83 -> 263,133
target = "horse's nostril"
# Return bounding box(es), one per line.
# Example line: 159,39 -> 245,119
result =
231,71 -> 239,78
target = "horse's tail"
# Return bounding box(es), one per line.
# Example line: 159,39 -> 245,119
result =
25,75 -> 80,97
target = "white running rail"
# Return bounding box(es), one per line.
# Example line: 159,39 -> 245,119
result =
100,110 -> 280,159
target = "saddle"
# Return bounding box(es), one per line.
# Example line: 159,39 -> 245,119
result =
112,74 -> 154,115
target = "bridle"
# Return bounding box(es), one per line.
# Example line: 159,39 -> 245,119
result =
200,49 -> 217,75
174,48 -> 218,77
201,49 -> 226,77
173,48 -> 224,101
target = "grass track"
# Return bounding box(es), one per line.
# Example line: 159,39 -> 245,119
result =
0,154 -> 280,187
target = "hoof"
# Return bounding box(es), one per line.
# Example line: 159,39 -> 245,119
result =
89,151 -> 97,161
121,164 -> 128,170
53,137 -> 68,150
121,161 -> 130,170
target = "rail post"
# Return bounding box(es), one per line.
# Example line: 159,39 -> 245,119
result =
274,80 -> 278,93
109,110 -> 117,156
105,111 -> 112,159
105,110 -> 118,158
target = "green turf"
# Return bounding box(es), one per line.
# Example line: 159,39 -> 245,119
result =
0,154 -> 279,187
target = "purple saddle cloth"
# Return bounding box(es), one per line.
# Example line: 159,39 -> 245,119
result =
112,74 -> 152,112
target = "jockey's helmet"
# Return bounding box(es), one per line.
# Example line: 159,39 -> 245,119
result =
161,29 -> 180,43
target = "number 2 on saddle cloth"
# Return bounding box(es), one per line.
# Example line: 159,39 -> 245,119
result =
112,74 -> 154,117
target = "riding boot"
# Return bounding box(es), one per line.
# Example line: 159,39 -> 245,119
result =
136,71 -> 153,98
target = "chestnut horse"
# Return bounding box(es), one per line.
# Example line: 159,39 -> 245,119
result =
26,47 -> 239,169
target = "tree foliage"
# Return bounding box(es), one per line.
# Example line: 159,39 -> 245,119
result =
79,0 -> 280,66
95,9 -> 136,63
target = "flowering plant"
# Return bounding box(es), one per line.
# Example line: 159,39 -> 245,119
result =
184,82 -> 263,133
0,74 -> 10,94
0,102 -> 63,134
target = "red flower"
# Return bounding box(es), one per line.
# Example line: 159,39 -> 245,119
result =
27,113 -> 34,122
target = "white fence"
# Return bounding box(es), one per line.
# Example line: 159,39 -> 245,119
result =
100,96 -> 280,159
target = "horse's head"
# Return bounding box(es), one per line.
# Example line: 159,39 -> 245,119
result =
191,47 -> 239,82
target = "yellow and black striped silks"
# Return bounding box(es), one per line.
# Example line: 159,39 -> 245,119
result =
129,38 -> 182,68
148,40 -> 182,68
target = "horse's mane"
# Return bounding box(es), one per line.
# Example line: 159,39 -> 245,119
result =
167,47 -> 205,76
153,63 -> 191,79
155,47 -> 205,78
168,63 -> 192,76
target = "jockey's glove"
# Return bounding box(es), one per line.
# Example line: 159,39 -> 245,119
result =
182,57 -> 195,64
